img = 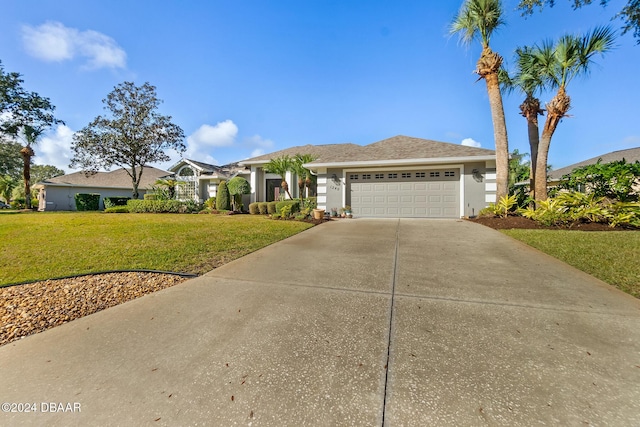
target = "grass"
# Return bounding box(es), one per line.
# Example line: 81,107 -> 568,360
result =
0,211 -> 313,286
502,229 -> 640,299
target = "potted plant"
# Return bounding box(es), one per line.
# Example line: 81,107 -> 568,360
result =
331,207 -> 338,217
344,205 -> 352,218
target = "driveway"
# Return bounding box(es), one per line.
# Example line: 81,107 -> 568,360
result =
1,219 -> 639,426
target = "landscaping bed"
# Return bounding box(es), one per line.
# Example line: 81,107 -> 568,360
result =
468,215 -> 639,231
1,272 -> 189,347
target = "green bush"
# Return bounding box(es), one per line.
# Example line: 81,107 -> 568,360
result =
104,206 -> 129,213
479,194 -> 518,218
276,200 -> 300,216
127,199 -> 183,213
267,201 -> 278,214
75,193 -> 100,211
217,181 -> 231,210
144,193 -> 158,200
249,202 -> 260,214
104,197 -> 131,209
10,197 -> 25,209
258,202 -> 268,215
204,197 -> 216,210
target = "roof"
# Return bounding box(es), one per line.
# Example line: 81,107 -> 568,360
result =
38,166 -> 171,189
548,147 -> 640,180
240,135 -> 496,166
169,159 -> 249,177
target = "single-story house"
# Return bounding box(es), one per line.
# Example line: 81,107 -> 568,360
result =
166,159 -> 250,206
547,146 -> 640,186
35,166 -> 171,211
240,135 -> 497,218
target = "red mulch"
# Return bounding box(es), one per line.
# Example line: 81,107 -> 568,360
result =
467,215 -> 639,231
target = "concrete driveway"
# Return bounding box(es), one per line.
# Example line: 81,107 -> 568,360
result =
1,219 -> 639,426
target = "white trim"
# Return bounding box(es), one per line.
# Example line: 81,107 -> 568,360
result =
317,176 -> 327,185
485,182 -> 497,192
485,194 -> 497,203
317,195 -> 327,204
485,172 -> 497,180
305,155 -> 495,169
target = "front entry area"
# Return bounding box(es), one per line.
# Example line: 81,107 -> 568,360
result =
348,169 -> 460,218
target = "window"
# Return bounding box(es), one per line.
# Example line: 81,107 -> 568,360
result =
445,171 -> 455,177
349,174 -> 359,180
401,172 -> 411,178
416,172 -> 426,178
429,171 -> 440,178
362,174 -> 371,180
388,173 -> 398,179
375,173 -> 384,179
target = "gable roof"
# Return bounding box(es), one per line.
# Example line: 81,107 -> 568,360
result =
38,166 -> 171,189
240,135 -> 496,167
169,159 -> 249,177
548,147 -> 640,180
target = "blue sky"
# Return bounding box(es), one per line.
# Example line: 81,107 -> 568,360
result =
1,0 -> 637,173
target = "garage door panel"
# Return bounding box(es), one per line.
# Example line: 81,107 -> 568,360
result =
349,169 -> 459,218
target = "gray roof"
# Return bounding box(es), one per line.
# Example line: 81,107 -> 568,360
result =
170,159 -> 249,177
240,135 -> 495,165
548,147 -> 640,180
39,166 -> 171,189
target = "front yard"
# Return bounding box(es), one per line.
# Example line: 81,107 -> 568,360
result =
502,229 -> 640,299
0,212 -> 313,286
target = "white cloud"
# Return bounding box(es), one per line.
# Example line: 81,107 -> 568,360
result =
22,21 -> 126,69
32,124 -> 75,172
183,120 -> 238,165
461,138 -> 482,148
250,148 -> 265,157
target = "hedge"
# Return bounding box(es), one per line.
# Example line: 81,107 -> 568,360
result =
104,206 -> 129,213
258,202 -> 268,215
127,199 -> 183,213
276,200 -> 300,215
75,193 -> 100,211
104,197 -> 131,209
249,202 -> 260,214
267,201 -> 278,214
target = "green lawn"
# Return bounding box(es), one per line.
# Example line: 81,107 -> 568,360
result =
0,212 -> 313,286
502,229 -> 640,299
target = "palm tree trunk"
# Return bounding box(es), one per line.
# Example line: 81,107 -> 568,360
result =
520,96 -> 542,200
535,87 -> 570,201
20,145 -> 35,209
478,47 -> 509,201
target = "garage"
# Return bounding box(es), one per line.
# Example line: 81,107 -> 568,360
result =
348,169 -> 460,218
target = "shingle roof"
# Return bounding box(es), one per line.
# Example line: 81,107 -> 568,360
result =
548,147 -> 640,180
40,166 -> 171,188
240,135 -> 495,165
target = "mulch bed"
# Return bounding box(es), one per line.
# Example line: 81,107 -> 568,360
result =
467,215 -> 639,231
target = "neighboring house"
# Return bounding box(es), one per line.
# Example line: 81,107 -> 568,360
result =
240,135 -> 497,218
547,146 -> 640,186
35,166 -> 171,211
167,159 -> 251,206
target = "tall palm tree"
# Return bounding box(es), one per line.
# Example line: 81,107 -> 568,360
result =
451,0 -> 510,200
19,125 -> 43,209
532,26 -> 615,200
264,155 -> 293,199
500,46 -> 546,199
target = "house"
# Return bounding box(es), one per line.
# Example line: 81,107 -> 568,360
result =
547,146 -> 640,186
35,166 -> 171,211
166,159 -> 251,206
240,135 -> 497,218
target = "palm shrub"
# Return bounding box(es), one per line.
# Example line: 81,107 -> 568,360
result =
217,180 -> 231,210
554,192 -> 609,223
519,198 -> 567,226
479,194 -> 518,218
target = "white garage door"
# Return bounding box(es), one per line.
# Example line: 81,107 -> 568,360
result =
348,170 -> 460,218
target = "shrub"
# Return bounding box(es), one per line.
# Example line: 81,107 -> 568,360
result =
480,194 -> 518,218
258,202 -> 268,215
204,197 -> 216,210
217,181 -> 231,210
144,193 -> 158,200
127,199 -> 183,213
279,204 -> 293,219
104,206 -> 129,213
249,202 -> 260,214
75,193 -> 100,211
276,200 -> 300,216
104,197 -> 131,209
228,176 -> 251,211
267,201 -> 277,214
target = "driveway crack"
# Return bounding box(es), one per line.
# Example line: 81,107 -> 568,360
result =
381,219 -> 400,426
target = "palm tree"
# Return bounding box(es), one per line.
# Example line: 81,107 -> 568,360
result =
291,154 -> 316,202
532,26 -> 615,200
500,46 -> 546,199
154,177 -> 185,199
19,125 -> 43,209
451,0 -> 510,200
264,155 -> 293,199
